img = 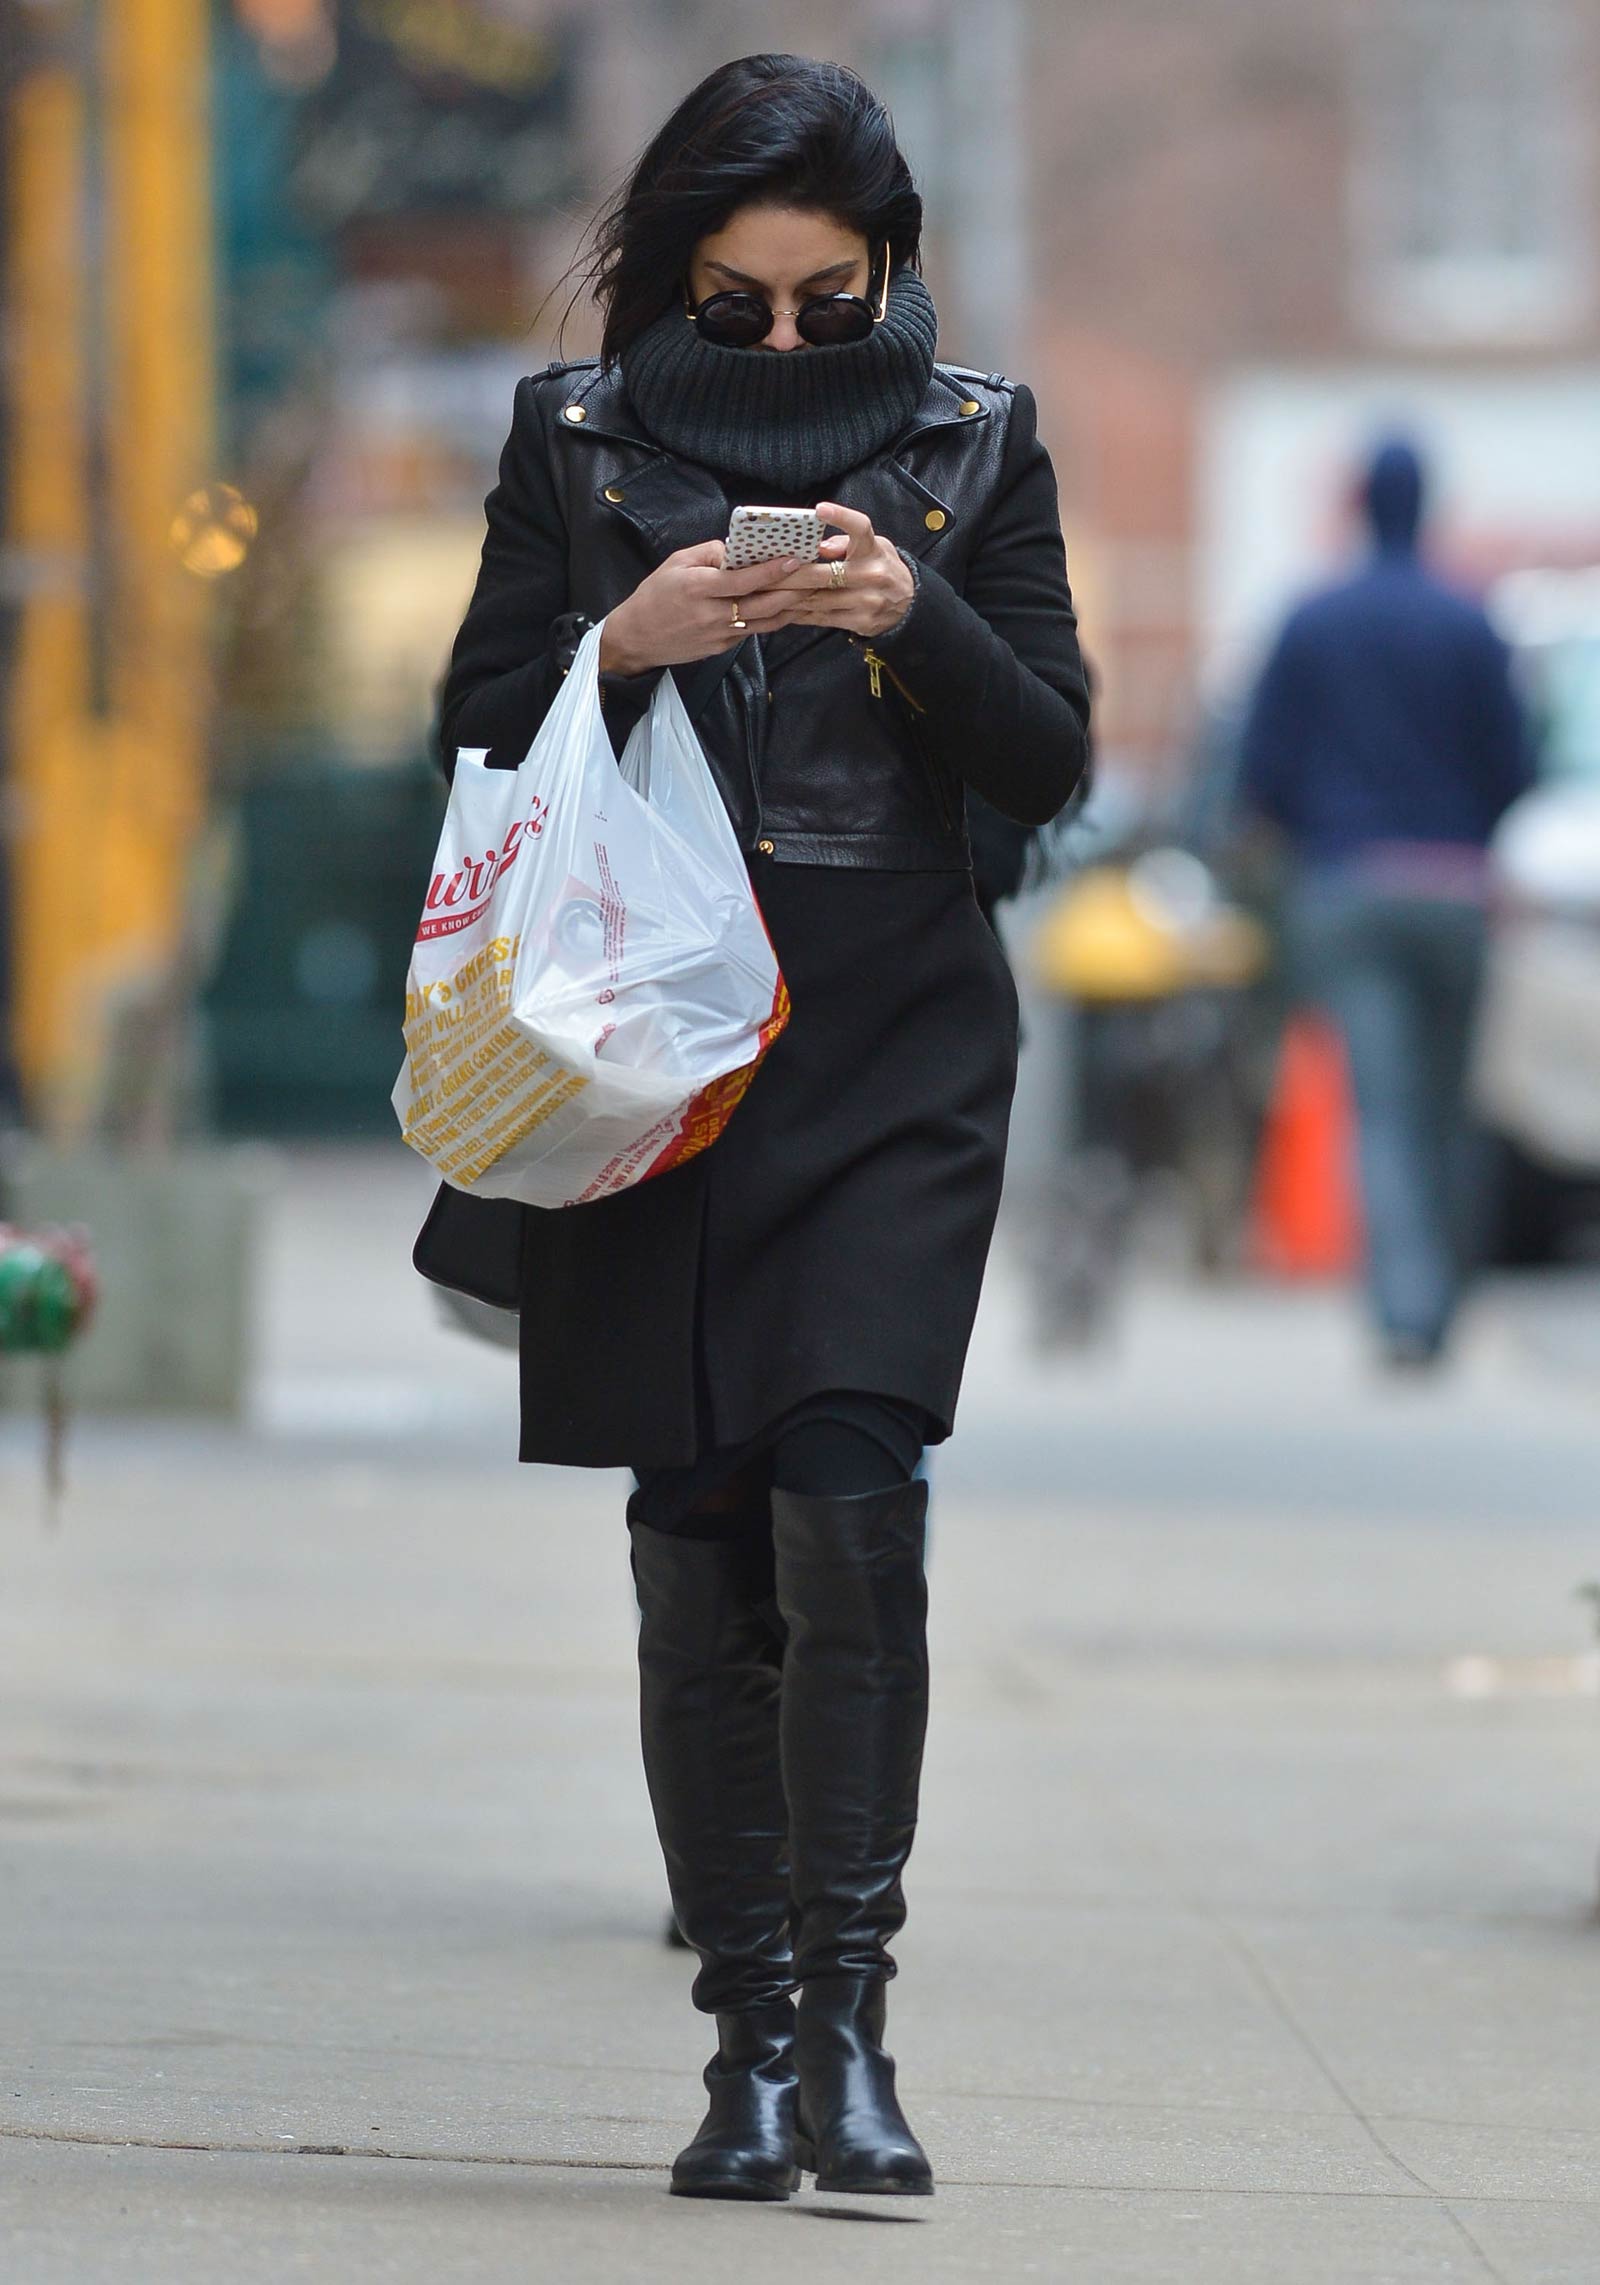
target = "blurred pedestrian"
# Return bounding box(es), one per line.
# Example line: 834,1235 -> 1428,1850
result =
430,55 -> 1089,2202
1240,436 -> 1531,1365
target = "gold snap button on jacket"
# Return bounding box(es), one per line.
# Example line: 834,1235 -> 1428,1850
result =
603,484 -> 625,503
959,398 -> 980,415
924,508 -> 947,532
756,838 -> 775,854
563,404 -> 587,423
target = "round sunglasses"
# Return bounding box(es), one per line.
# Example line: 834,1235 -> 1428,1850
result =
684,245 -> 891,349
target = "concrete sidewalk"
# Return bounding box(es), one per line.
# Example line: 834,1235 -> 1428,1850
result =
3,1147 -> 1599,2283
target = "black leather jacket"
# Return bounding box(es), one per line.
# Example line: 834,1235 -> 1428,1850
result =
436,358 -> 1091,870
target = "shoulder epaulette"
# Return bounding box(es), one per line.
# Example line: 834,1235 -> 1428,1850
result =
527,357 -> 599,383
939,362 -> 1012,392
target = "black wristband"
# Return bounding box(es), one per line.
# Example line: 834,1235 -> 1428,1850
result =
551,612 -> 595,679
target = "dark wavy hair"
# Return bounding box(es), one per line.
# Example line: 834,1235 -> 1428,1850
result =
570,54 -> 923,368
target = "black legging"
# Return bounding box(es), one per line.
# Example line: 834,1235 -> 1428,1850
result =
627,1390 -> 926,1536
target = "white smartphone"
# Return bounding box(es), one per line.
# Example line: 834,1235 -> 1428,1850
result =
723,505 -> 822,570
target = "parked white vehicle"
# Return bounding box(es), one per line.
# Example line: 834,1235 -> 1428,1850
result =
1477,572 -> 1600,1219
1477,785 -> 1600,1174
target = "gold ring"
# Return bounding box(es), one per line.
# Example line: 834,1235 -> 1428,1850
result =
829,561 -> 847,590
731,605 -> 748,630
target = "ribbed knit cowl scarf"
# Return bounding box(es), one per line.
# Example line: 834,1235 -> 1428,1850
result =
620,267 -> 939,497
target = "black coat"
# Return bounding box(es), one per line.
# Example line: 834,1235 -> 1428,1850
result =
425,358 -> 1089,1467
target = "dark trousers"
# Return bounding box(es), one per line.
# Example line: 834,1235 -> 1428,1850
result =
629,1391 -> 927,1533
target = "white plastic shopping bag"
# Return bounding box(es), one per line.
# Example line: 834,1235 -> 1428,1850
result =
393,622 -> 789,1207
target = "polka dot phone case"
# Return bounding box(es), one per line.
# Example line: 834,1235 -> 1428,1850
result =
723,506 -> 823,570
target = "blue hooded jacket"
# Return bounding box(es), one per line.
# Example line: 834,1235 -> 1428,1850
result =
1239,439 -> 1532,865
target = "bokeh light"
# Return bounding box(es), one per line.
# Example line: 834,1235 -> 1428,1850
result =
168,482 -> 261,578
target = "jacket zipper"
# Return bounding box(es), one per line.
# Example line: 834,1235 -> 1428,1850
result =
735,662 -> 769,852
859,644 -> 953,830
859,645 -> 925,713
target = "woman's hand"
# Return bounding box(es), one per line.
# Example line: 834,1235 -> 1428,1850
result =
735,504 -> 916,640
599,544 -> 802,677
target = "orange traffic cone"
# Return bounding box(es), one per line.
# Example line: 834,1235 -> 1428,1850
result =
1249,1013 -> 1362,1278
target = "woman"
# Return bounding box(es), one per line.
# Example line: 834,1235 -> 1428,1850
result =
435,54 -> 1089,2201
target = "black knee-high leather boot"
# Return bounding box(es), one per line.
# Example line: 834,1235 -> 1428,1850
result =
771,1480 -> 935,2196
629,1519 -> 799,2200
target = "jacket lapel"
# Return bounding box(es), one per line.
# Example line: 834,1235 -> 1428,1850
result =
593,450 -> 732,565
555,366 -> 732,566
